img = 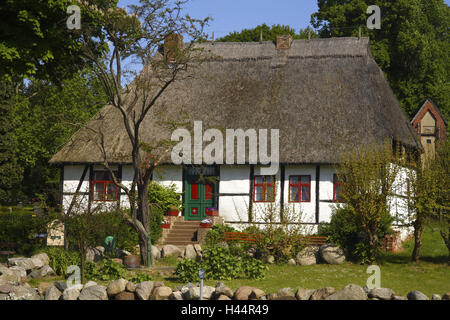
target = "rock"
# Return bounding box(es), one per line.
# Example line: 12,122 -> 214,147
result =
9,266 -> 27,279
184,244 -> 197,260
369,288 -> 395,300
7,257 -> 34,271
0,283 -> 12,294
296,246 -> 319,265
62,284 -> 83,300
151,245 -> 161,261
151,286 -> 172,300
84,281 -> 97,288
184,285 -> 214,300
277,287 -> 295,298
107,278 -> 128,296
126,282 -> 137,293
28,269 -> 42,279
265,255 -> 275,264
442,293 -> 450,300
54,280 -> 68,292
217,294 -> 231,300
9,285 -> 40,300
0,293 -> 8,300
325,284 -> 367,300
79,285 -> 108,300
214,283 -> 234,299
249,288 -> 266,300
45,286 -> 62,300
288,259 -> 296,265
86,247 -> 104,262
180,283 -> 195,299
193,244 -> 203,258
319,244 -> 345,265
30,253 -> 50,269
432,294 -> 441,300
38,282 -> 53,296
295,288 -> 315,300
153,281 -> 165,288
161,245 -> 183,258
0,266 -> 22,283
115,291 -> 135,300
39,265 -> 56,277
135,281 -> 154,300
169,291 -> 183,300
391,295 -> 407,300
234,286 -> 254,300
407,291 -> 429,300
310,287 -> 336,300
267,293 -> 278,300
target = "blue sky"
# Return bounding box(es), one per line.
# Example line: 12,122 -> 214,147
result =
118,0 -> 450,39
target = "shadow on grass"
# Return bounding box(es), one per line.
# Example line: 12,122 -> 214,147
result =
378,252 -> 449,265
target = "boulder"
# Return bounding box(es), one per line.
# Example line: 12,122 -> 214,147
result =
442,293 -> 450,300
265,255 -> 275,264
151,245 -> 161,261
39,265 -> 56,277
0,266 -> 22,283
44,286 -> 62,300
407,291 -> 429,300
84,281 -> 98,288
432,294 -> 441,300
30,253 -> 50,269
296,246 -> 319,265
135,281 -> 154,300
184,244 -> 197,260
86,247 -> 104,262
217,294 -> 231,300
126,282 -> 137,293
193,244 -> 203,258
0,283 -> 12,294
180,283 -> 195,299
9,266 -> 27,279
214,283 -> 234,299
79,285 -> 108,300
234,286 -> 254,300
267,293 -> 278,300
9,285 -> 40,300
54,280 -> 68,292
391,295 -> 407,300
107,278 -> 128,296
319,244 -> 345,265
62,284 -> 83,300
115,291 -> 135,300
288,259 -> 296,265
277,288 -> 295,299
369,288 -> 395,300
161,245 -> 183,258
28,269 -> 42,279
0,293 -> 8,300
185,285 -> 214,300
37,282 -> 53,296
169,291 -> 183,300
249,288 -> 266,300
295,288 -> 315,300
325,284 -> 367,300
7,257 -> 34,271
310,287 -> 336,300
151,286 -> 172,300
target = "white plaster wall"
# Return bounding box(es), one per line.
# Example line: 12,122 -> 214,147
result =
219,166 -> 250,194
152,165 -> 183,193
63,165 -> 90,193
219,195 -> 250,223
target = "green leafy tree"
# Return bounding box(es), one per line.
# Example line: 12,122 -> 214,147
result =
311,0 -> 450,120
217,24 -> 318,42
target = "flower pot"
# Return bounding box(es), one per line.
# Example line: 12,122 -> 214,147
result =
123,255 -> 140,269
166,210 -> 179,216
205,208 -> 218,216
161,223 -> 171,229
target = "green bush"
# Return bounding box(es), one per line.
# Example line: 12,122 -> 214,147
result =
318,205 -> 394,263
84,258 -> 129,281
205,224 -> 237,247
128,272 -> 154,283
43,247 -> 80,276
174,246 -> 268,281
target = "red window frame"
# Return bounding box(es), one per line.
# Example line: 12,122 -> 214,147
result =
92,170 -> 118,202
333,174 -> 344,202
253,175 -> 276,203
288,175 -> 311,203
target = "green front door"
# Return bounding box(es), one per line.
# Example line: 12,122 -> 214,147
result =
184,170 -> 218,221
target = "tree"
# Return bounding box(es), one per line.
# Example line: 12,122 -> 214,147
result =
217,24 -> 318,42
311,0 -> 450,120
0,0 -> 111,84
79,0 -> 209,266
336,141 -> 403,263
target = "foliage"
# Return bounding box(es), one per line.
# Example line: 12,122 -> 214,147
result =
217,24 -> 318,42
318,205 -> 394,263
204,224 -> 237,247
42,246 -> 80,277
84,258 -> 129,282
175,247 -> 267,282
128,272 -> 154,283
311,0 -> 450,120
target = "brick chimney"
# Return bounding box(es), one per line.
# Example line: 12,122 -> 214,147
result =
276,35 -> 293,50
164,33 -> 183,63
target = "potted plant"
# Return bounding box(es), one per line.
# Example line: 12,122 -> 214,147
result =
161,219 -> 171,229
166,205 -> 180,216
205,207 -> 218,217
200,219 -> 213,228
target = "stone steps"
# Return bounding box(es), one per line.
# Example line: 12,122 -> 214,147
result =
162,220 -> 202,246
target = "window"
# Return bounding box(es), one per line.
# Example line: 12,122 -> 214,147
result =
92,170 -> 118,201
253,175 -> 276,202
289,175 -> 311,202
333,174 -> 344,202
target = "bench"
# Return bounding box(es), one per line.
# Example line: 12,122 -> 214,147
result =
0,242 -> 18,257
222,232 -> 327,246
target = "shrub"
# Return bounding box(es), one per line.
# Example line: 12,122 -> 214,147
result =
241,257 -> 268,279
318,205 -> 394,263
128,272 -> 154,283
174,259 -> 202,282
205,224 -> 237,247
84,258 -> 129,281
43,247 -> 80,276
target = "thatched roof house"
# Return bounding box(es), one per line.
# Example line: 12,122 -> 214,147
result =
50,37 -> 419,165
52,37 -> 418,235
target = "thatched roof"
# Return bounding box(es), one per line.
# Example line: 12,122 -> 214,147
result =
50,37 -> 420,165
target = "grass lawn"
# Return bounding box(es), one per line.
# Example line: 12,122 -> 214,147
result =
152,222 -> 450,297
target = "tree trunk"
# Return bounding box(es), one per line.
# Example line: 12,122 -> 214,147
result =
137,184 -> 150,266
369,233 -> 379,263
412,219 -> 424,262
